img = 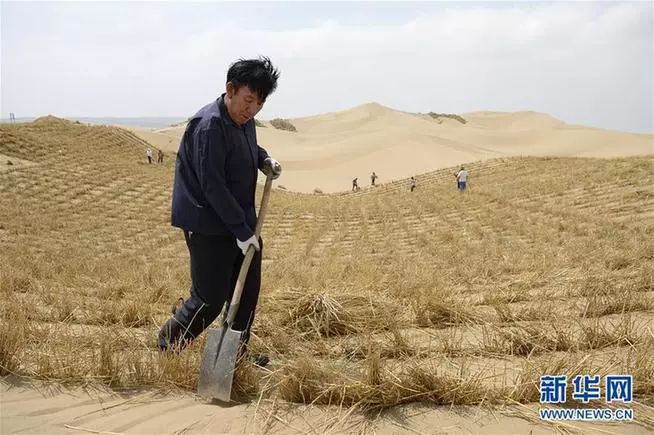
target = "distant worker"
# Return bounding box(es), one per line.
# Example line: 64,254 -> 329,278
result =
352,177 -> 359,191
410,176 -> 416,192
157,149 -> 164,164
146,148 -> 153,164
371,171 -> 378,186
456,166 -> 469,192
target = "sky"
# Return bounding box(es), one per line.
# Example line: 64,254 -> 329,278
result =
1,1 -> 653,133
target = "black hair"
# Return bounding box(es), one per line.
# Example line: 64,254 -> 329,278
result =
226,56 -> 280,101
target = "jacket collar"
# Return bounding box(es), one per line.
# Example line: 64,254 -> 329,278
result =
215,94 -> 257,171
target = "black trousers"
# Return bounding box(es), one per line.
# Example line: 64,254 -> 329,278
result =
158,231 -> 262,351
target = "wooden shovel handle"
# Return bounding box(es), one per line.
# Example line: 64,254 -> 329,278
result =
225,173 -> 273,326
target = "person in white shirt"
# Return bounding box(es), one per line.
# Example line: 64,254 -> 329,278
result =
456,166 -> 469,192
146,148 -> 153,164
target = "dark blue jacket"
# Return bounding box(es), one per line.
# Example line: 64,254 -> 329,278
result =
171,95 -> 269,241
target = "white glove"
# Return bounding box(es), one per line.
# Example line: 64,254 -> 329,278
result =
263,157 -> 282,180
237,235 -> 260,255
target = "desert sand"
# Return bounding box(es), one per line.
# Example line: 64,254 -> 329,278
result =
0,153 -> 35,173
1,110 -> 653,435
5,378 -> 652,434
127,103 -> 653,193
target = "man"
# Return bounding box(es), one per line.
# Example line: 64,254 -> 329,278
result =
410,176 -> 416,192
157,57 -> 282,366
157,149 -> 164,164
456,166 -> 469,192
146,148 -> 153,164
371,172 -> 378,186
352,177 -> 359,191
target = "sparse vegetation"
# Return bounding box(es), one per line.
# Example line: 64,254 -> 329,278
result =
0,118 -> 652,425
428,112 -> 467,124
270,118 -> 297,132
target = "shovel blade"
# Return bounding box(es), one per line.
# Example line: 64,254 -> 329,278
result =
197,326 -> 243,401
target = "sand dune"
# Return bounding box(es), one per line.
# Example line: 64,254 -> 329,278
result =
2,119 -> 653,434
127,103 -> 653,193
0,153 -> 35,173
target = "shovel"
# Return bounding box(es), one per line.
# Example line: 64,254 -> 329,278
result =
197,173 -> 274,401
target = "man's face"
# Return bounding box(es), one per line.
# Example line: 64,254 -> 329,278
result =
225,82 -> 265,126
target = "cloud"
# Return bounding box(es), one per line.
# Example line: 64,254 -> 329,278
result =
2,2 -> 652,133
